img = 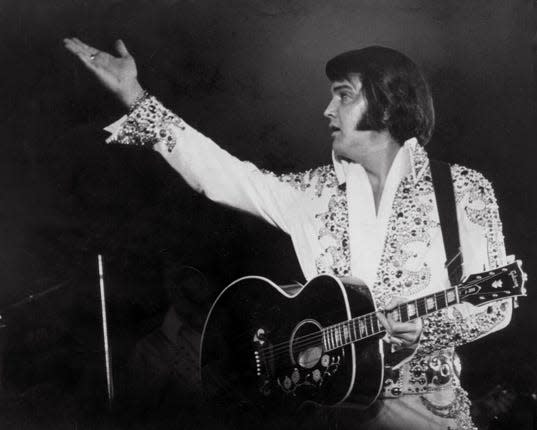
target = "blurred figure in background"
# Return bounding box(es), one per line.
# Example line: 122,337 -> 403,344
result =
122,265 -> 214,429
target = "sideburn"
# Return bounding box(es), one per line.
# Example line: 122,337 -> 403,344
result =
354,98 -> 384,132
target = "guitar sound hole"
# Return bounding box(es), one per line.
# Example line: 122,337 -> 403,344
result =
291,320 -> 323,369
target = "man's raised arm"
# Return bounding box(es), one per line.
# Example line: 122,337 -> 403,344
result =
63,37 -> 309,233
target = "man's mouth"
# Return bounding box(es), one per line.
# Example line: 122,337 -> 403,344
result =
330,125 -> 340,136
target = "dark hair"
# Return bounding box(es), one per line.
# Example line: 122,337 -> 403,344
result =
326,46 -> 435,146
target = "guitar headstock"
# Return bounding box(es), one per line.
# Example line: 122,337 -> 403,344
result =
458,260 -> 527,306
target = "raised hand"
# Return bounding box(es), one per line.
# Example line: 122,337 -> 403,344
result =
63,37 -> 144,108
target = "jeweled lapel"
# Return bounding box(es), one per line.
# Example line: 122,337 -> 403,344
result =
274,165 -> 352,278
314,144 -> 439,288
315,184 -> 351,277
371,145 -> 440,308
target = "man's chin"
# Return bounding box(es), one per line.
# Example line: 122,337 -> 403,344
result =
332,141 -> 344,157
332,145 -> 355,163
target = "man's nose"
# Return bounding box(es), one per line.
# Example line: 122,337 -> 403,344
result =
323,98 -> 337,119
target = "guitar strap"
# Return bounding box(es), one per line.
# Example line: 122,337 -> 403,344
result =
429,159 -> 463,285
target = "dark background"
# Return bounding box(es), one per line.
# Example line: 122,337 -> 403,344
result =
0,0 -> 536,428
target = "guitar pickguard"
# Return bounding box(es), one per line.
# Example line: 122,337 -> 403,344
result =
253,322 -> 344,399
276,352 -> 342,396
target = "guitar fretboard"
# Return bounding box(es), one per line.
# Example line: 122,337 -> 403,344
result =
322,287 -> 458,351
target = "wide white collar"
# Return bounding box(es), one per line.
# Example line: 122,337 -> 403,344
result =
332,137 -> 428,187
330,137 -> 430,285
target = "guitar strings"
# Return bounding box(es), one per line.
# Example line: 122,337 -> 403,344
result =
261,268 -> 506,357
256,306 -> 352,356
259,269 -> 509,360
261,268 -> 510,360
260,306 -> 385,359
260,310 -> 382,358
260,253 -> 470,357
262,272 -> 509,363
261,312 -> 382,362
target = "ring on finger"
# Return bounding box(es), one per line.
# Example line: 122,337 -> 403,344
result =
90,52 -> 99,61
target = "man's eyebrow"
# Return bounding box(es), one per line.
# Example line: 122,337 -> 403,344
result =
331,83 -> 355,92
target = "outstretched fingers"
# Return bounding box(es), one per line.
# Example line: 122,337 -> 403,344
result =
65,45 -> 98,73
64,38 -> 96,59
62,36 -> 141,106
63,38 -> 83,57
72,38 -> 99,56
64,38 -> 114,74
64,39 -> 94,69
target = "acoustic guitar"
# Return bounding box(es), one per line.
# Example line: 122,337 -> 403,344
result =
201,261 -> 526,414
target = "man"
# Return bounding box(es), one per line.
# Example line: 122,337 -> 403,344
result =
64,38 -> 512,429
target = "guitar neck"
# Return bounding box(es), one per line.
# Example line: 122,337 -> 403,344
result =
322,286 -> 459,351
322,261 -> 526,351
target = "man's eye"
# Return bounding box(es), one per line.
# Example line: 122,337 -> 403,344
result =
340,93 -> 351,102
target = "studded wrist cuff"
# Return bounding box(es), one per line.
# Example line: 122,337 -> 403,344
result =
108,94 -> 185,152
128,89 -> 150,113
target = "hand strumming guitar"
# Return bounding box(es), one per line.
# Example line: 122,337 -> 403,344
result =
63,37 -> 144,108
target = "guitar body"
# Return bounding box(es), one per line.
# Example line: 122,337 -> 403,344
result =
200,261 -> 526,423
200,275 -> 384,414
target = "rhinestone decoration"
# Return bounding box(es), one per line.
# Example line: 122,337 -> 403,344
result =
371,144 -> 436,308
270,165 -> 351,277
420,382 -> 477,429
451,164 -> 507,269
372,146 -> 509,404
108,95 -> 185,152
267,165 -> 338,197
417,301 -> 509,356
315,184 -> 351,277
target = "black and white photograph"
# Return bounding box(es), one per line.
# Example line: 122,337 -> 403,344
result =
0,1 -> 536,429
